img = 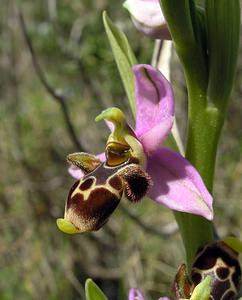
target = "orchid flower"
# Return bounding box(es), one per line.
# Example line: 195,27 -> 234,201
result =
56,64 -> 213,234
123,0 -> 171,40
126,239 -> 242,300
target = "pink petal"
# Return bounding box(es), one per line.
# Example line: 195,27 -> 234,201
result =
128,288 -> 145,300
105,120 -> 114,132
97,152 -> 106,162
158,298 -> 170,300
68,165 -> 84,180
133,64 -> 174,155
124,0 -> 163,27
68,153 -> 105,180
123,0 -> 171,39
146,148 -> 213,220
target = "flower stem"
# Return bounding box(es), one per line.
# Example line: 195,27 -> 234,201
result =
160,0 -> 240,271
159,0 -> 215,271
174,88 -> 223,270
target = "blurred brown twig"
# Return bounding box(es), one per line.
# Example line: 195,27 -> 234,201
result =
18,8 -> 86,152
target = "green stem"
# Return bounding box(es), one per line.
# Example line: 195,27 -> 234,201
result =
175,88 -> 223,270
160,0 -> 240,272
159,0 -> 224,271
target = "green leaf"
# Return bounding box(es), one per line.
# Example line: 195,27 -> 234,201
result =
103,11 -> 137,116
85,278 -> 108,300
205,0 -> 240,108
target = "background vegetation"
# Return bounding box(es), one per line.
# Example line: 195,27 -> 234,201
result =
0,1 -> 241,299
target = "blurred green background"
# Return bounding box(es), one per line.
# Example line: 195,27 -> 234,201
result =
0,1 -> 241,299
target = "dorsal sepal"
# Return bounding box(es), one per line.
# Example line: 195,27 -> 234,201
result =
95,107 -> 147,168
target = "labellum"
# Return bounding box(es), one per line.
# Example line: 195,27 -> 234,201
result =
57,137 -> 151,234
173,241 -> 241,300
191,241 -> 241,300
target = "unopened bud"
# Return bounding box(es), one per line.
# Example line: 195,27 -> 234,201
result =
123,0 -> 171,40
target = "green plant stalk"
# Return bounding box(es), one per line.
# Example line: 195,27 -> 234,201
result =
174,81 -> 223,270
159,0 -> 220,271
160,0 -> 240,270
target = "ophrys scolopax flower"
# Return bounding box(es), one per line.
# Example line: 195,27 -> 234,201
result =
57,64 -> 213,234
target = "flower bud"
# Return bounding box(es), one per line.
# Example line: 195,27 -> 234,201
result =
123,0 -> 171,40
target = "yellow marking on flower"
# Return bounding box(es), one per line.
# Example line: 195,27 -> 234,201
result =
192,257 -> 237,296
70,176 -> 123,202
64,208 -> 97,233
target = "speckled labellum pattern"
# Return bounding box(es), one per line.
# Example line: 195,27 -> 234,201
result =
65,156 -> 151,232
191,241 -> 241,300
